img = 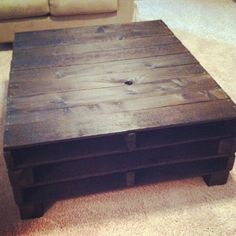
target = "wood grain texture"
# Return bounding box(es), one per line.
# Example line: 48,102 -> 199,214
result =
14,21 -> 172,49
5,20 -> 236,149
14,35 -> 179,58
12,42 -> 188,70
4,100 -> 236,149
7,72 -> 226,116
10,53 -> 197,82
6,121 -> 233,169
4,20 -> 236,219
17,140 -> 223,187
20,157 -> 229,204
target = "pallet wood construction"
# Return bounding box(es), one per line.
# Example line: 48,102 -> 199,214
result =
4,20 -> 236,219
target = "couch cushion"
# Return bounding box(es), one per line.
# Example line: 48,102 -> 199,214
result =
0,0 -> 49,20
49,0 -> 118,16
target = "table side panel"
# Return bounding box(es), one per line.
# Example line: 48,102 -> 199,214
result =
4,104 -> 236,149
4,120 -> 234,171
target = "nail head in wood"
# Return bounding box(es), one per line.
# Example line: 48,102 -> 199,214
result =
126,171 -> 135,187
125,132 -> 136,150
124,80 -> 133,86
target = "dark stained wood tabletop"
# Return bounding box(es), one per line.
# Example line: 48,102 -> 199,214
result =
4,20 -> 236,149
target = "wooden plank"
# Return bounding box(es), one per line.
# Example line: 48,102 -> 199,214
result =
7,74 -> 227,125
6,64 -> 222,110
8,69 -> 214,110
9,58 -> 201,97
9,53 -> 198,84
9,121 -> 233,169
14,20 -> 171,49
136,157 -> 228,186
15,20 -> 169,41
4,99 -> 236,149
28,140 -> 221,187
21,157 -> 228,204
22,173 -> 126,204
14,35 -> 179,59
12,42 -> 188,70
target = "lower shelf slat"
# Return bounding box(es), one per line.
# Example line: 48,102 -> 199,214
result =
21,156 -> 229,204
32,139 -> 219,186
9,139 -> 222,188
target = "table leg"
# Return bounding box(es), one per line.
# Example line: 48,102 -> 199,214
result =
203,170 -> 229,186
19,203 -> 44,219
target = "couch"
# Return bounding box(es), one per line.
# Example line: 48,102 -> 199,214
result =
0,0 -> 135,43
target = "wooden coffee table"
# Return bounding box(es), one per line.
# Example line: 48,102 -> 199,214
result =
4,20 -> 236,219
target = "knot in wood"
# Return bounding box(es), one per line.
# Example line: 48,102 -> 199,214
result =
124,80 -> 133,86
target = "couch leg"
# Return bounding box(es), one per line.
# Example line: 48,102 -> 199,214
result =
203,171 -> 229,186
19,203 -> 44,219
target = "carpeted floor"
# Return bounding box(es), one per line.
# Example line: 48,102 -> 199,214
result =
0,0 -> 236,235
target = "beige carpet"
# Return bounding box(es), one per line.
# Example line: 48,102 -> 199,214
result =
1,0 -> 236,235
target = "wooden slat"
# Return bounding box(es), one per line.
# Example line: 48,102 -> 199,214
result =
14,20 -> 171,49
14,35 -> 179,58
23,173 -> 126,204
16,153 -> 228,188
7,121 -> 233,169
12,42 -> 188,70
9,121 -> 233,169
10,53 -> 198,83
10,64 -> 203,98
7,69 -> 217,109
21,157 -> 229,204
30,140 -> 221,186
7,74 -> 228,125
6,64 -> 220,115
4,99 -> 236,149
136,157 -> 229,185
